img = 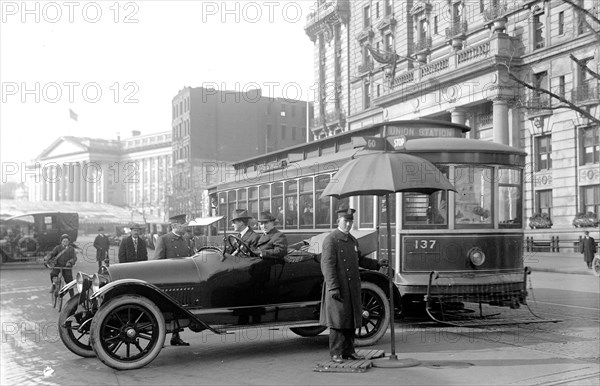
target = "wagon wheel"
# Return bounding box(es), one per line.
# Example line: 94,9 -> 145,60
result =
59,296 -> 95,357
355,282 -> 390,347
90,295 -> 166,370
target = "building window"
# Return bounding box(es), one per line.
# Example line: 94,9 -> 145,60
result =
376,2 -> 380,19
536,190 -> 553,220
377,84 -> 381,97
533,10 -> 545,49
557,75 -> 565,97
291,105 -> 296,117
581,126 -> 600,165
281,104 -> 286,117
384,0 -> 392,16
292,126 -> 297,141
364,83 -> 371,109
281,125 -> 286,140
535,135 -> 552,171
433,16 -> 438,34
581,185 -> 600,216
558,11 -> 564,35
363,5 -> 371,28
385,33 -> 393,52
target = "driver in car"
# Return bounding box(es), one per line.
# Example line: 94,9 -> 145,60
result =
224,209 -> 260,258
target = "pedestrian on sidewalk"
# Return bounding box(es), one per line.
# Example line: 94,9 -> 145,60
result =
579,231 -> 597,269
93,226 -> 110,273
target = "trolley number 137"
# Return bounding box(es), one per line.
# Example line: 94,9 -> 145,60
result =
413,240 -> 437,249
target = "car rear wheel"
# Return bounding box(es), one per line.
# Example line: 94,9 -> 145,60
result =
355,281 -> 390,347
290,326 -> 327,337
90,295 -> 166,370
59,296 -> 95,358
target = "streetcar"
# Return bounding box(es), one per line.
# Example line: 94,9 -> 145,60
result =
207,120 -> 529,321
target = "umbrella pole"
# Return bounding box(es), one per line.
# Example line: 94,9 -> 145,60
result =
373,193 -> 420,369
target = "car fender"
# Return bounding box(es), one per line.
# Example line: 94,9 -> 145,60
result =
360,269 -> 402,310
58,280 -> 77,298
90,279 -> 219,333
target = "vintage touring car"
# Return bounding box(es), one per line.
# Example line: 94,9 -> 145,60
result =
58,223 -> 395,370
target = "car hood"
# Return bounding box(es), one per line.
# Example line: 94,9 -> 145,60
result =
108,256 -> 202,285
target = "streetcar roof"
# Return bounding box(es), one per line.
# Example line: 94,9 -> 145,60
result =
404,138 -> 527,154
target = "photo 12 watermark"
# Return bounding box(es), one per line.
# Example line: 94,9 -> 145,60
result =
1,82 -> 139,104
1,1 -> 140,23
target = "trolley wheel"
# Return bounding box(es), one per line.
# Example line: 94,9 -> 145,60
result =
355,281 -> 390,347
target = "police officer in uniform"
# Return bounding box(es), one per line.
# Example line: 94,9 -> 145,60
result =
319,207 -> 383,363
154,214 -> 192,346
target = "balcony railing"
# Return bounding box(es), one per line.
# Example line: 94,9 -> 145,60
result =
571,81 -> 600,104
525,94 -> 553,118
358,60 -> 375,74
411,36 -> 432,53
445,20 -> 468,39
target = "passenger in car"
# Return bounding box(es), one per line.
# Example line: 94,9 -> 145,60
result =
252,211 -> 288,259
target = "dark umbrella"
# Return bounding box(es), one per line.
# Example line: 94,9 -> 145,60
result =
321,151 -> 455,367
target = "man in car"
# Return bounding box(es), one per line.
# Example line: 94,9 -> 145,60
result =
319,207 -> 383,363
224,209 -> 260,258
154,214 -> 192,346
118,223 -> 148,263
48,234 -> 77,292
253,210 -> 288,259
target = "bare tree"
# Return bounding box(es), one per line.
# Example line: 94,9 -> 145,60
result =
500,0 -> 600,126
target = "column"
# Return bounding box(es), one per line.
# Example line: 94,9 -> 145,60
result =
73,163 -> 81,202
492,99 -> 509,145
86,162 -> 95,202
52,165 -> 59,201
66,164 -> 74,201
80,163 -> 88,202
449,108 -> 468,138
41,168 -> 47,201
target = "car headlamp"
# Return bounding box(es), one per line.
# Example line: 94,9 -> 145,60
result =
76,272 -> 92,293
468,247 -> 486,267
92,273 -> 101,294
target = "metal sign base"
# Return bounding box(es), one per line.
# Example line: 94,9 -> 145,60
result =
372,356 -> 421,368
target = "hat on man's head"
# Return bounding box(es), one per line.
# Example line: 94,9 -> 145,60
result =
169,214 -> 187,224
60,233 -> 71,241
257,211 -> 276,223
98,226 -> 104,232
127,222 -> 143,230
231,209 -> 251,222
336,207 -> 356,220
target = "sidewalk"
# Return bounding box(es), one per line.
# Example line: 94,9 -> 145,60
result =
525,250 -> 598,276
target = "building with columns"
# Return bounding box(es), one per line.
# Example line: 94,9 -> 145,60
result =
305,0 -> 599,236
27,131 -> 172,220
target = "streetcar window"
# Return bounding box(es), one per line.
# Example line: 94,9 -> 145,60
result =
299,177 -> 314,228
315,175 -> 332,228
259,185 -> 270,213
237,189 -> 247,209
285,181 -> 298,229
359,195 -> 375,228
228,191 -> 236,219
402,191 -> 447,227
248,187 -> 258,218
454,166 -> 493,227
499,168 -> 522,228
218,192 -> 227,217
271,182 -> 284,226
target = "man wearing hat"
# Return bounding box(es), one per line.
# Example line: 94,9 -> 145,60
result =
48,234 -> 77,292
118,223 -> 148,263
319,207 -> 383,363
93,226 -> 110,273
224,209 -> 260,257
252,210 -> 288,259
154,214 -> 193,346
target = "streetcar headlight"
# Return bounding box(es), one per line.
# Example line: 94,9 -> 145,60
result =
468,247 -> 486,267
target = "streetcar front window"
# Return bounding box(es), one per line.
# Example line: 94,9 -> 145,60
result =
454,166 -> 493,227
499,168 -> 522,228
403,191 -> 447,227
315,175 -> 331,228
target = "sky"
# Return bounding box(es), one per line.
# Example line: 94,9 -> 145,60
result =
0,0 -> 316,180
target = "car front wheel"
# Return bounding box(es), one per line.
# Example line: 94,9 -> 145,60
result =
355,281 -> 390,347
90,295 -> 166,370
59,296 -> 95,358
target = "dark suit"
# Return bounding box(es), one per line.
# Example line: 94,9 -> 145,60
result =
93,234 -> 110,270
319,229 -> 380,357
155,232 -> 192,259
255,228 -> 288,260
226,228 -> 261,256
49,244 -> 77,284
118,236 -> 148,263
580,236 -> 597,267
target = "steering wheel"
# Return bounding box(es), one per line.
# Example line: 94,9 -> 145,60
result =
226,235 -> 258,257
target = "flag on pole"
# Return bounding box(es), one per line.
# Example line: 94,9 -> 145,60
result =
69,108 -> 78,121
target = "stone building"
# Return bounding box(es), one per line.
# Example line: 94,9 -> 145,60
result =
305,0 -> 599,237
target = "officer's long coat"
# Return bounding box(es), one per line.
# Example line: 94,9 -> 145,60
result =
580,236 -> 597,263
319,229 -> 379,329
154,232 -> 192,259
